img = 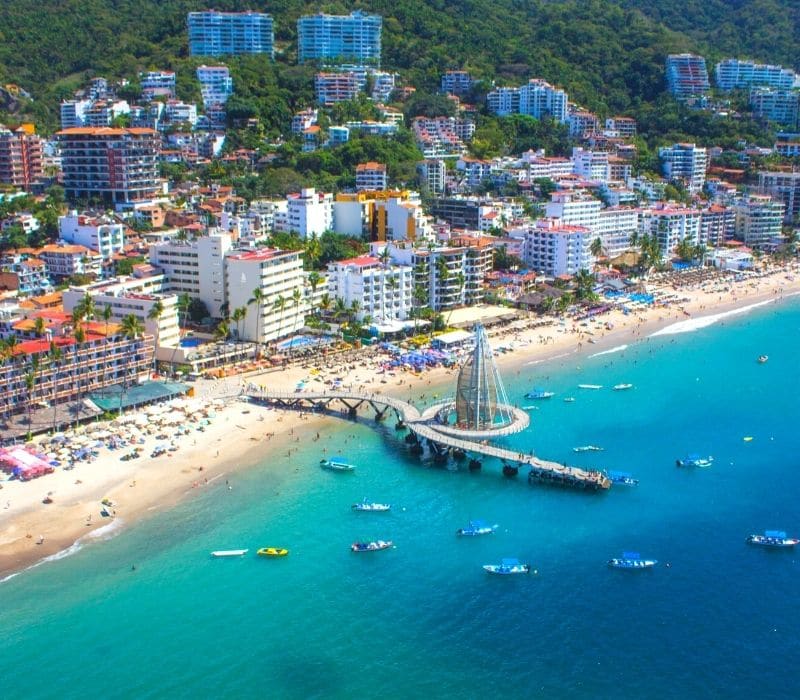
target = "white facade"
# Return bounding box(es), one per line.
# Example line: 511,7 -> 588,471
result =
148,233 -> 233,318
513,220 -> 593,277
283,188 -> 333,239
758,171 -> 800,223
164,101 -> 198,127
62,275 -> 180,351
58,213 -> 125,260
639,207 -> 703,255
572,147 -> 610,182
734,195 -> 785,248
487,79 -> 568,122
659,143 -> 708,193
417,159 -> 446,195
60,100 -> 93,129
749,88 -> 799,126
140,71 -> 176,99
666,54 -> 710,100
715,59 -> 797,91
326,255 -> 413,323
225,249 -> 308,344
197,65 -> 234,109
355,163 -> 388,191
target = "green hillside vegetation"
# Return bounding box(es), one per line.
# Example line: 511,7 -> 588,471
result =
0,0 -> 795,181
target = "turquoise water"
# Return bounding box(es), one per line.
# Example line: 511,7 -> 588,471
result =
3,299 -> 800,699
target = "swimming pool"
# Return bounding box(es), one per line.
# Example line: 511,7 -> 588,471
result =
180,337 -> 202,348
276,334 -> 332,351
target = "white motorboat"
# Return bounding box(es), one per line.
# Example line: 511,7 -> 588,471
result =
483,558 -> 531,575
578,384 -> 603,390
211,549 -> 249,557
352,499 -> 391,512
613,383 -> 633,391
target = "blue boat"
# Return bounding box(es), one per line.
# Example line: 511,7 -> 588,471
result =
746,530 -> 800,548
456,520 -> 498,537
483,558 -> 530,575
608,470 -> 639,486
524,388 -> 555,399
676,453 -> 713,468
607,552 -> 657,569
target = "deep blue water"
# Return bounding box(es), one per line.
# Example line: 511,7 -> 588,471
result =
2,299 -> 800,699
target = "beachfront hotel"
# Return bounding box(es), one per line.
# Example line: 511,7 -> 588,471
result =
0,317 -> 154,422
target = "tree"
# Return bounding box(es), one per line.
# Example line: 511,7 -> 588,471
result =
177,293 -> 191,329
119,314 -> 145,403
248,288 -> 265,357
272,295 -> 288,341
76,291 -> 96,321
48,341 -> 63,432
573,269 -> 597,302
231,306 -> 247,345
214,320 -> 230,344
291,287 -> 303,332
146,300 -> 164,375
24,367 -> 36,438
33,316 -> 47,338
590,237 -> 604,259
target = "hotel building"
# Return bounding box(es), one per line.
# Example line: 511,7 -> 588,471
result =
188,11 -> 274,57
298,11 -> 382,66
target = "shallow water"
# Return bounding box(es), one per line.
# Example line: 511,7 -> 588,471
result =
3,299 -> 800,699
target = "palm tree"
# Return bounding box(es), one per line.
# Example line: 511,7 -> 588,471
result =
72,324 -> 87,425
304,233 -> 322,270
291,287 -> 303,332
120,314 -> 145,395
33,316 -> 46,338
48,341 -> 63,432
24,367 -> 36,439
318,291 -> 332,320
272,294 -> 288,343
573,269 -> 596,301
307,271 -> 322,318
177,293 -> 191,330
101,303 -> 112,337
231,306 -> 246,345
248,288 -> 265,357
76,292 -> 96,322
147,300 -> 164,376
214,320 -> 231,343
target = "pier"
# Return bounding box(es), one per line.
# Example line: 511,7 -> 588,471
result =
246,388 -> 611,491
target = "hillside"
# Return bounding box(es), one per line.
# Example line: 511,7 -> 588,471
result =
0,0 -> 797,135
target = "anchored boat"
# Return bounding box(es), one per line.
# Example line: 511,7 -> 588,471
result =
351,540 -> 393,552
352,499 -> 391,512
608,470 -> 639,486
320,456 -> 356,472
676,454 -> 713,468
746,530 -> 799,548
578,384 -> 603,390
607,552 -> 657,569
573,445 -> 603,453
456,520 -> 498,536
483,558 -> 531,575
613,383 -> 633,391
524,388 -> 555,399
257,547 -> 289,557
211,549 -> 248,558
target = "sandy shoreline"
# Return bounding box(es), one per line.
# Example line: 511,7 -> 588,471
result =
2,263 -> 799,580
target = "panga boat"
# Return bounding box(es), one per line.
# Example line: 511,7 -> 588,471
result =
675,454 -> 713,468
456,520 -> 498,536
573,445 -> 604,453
613,383 -> 634,391
211,549 -> 248,557
578,384 -> 603,390
608,470 -> 639,486
607,552 -> 657,569
746,530 -> 799,548
483,558 -> 531,575
257,547 -> 289,557
351,540 -> 393,552
320,456 -> 355,472
524,389 -> 555,399
352,499 -> 391,512
563,397 -> 576,403
757,355 -> 768,363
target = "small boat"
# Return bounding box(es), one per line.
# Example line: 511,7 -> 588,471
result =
257,547 -> 289,557
483,558 -> 531,575
456,520 -> 498,537
746,530 -> 799,548
352,499 -> 391,512
607,552 -> 657,569
675,454 -> 713,468
351,540 -> 393,552
563,397 -> 576,403
524,389 -> 555,399
757,355 -> 768,363
573,445 -> 603,453
521,405 -> 539,410
320,456 -> 355,472
608,470 -> 639,486
613,383 -> 633,391
578,384 -> 603,390
211,549 -> 249,557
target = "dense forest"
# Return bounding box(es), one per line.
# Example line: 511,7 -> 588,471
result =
0,1 -> 797,146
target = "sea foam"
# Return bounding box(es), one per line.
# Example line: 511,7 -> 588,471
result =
650,299 -> 776,337
588,344 -> 628,358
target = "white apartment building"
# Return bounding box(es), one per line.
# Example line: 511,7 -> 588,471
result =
279,188 -> 333,239
512,219 -> 593,277
355,162 -> 388,191
758,171 -> 800,223
524,154 -> 573,183
595,207 -> 639,257
164,101 -> 198,127
59,212 -> 125,260
568,111 -> 599,138
734,195 -> 785,248
487,79 -> 568,122
639,206 -> 702,255
417,159 -> 446,195
604,117 -> 637,139
659,143 -> 708,193
60,100 -> 93,129
326,255 -> 413,323
62,275 -> 181,351
148,233 -> 233,318
140,71 -> 176,99
715,59 -> 798,91
700,205 -> 736,247
225,248 -> 308,344
38,244 -> 102,279
572,147 -> 610,182
750,88 -> 799,127
197,65 -> 233,109
545,191 -> 602,229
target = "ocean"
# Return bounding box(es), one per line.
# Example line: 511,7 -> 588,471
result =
2,298 -> 800,699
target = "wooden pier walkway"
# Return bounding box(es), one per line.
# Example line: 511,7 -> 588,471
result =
246,389 -> 610,491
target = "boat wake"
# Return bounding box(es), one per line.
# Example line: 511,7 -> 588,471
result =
588,344 -> 628,358
650,299 -> 776,337
0,518 -> 125,585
